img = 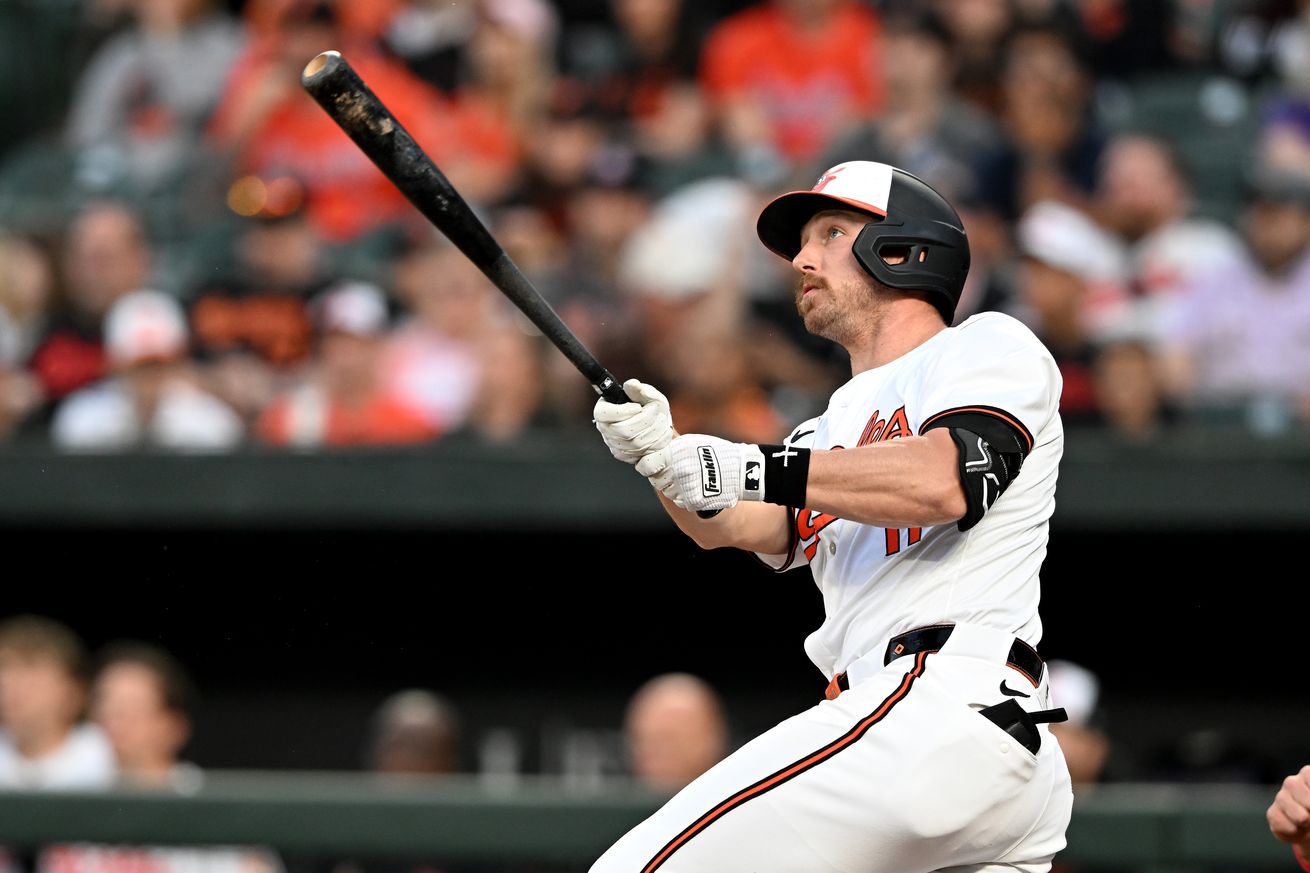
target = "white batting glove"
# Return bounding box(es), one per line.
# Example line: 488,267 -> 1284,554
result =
593,379 -> 673,465
636,434 -> 766,513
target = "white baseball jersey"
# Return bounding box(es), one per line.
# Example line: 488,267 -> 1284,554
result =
757,311 -> 1064,682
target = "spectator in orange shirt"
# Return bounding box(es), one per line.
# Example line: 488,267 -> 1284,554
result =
699,0 -> 884,182
257,280 -> 437,447
207,0 -> 516,243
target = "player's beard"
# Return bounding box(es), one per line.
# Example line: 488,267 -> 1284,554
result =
795,274 -> 880,343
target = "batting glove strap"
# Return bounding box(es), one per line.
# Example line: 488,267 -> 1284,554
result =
757,443 -> 811,509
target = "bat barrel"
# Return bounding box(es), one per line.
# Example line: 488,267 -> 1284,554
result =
300,51 -> 502,271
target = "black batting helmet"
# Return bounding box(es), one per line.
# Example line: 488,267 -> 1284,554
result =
756,161 -> 970,324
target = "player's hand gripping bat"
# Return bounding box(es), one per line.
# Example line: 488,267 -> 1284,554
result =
301,51 -> 720,516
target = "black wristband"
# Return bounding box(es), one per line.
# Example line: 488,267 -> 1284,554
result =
758,444 -> 811,508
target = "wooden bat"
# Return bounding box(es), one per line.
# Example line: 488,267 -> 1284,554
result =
300,50 -> 629,405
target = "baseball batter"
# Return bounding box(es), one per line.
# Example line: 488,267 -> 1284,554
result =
591,161 -> 1073,873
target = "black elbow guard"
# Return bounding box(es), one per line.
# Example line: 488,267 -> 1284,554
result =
948,427 -> 1026,531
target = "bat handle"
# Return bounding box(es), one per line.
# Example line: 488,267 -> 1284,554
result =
597,376 -> 630,405
697,509 -> 722,519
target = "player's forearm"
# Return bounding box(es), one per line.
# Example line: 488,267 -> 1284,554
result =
803,433 -> 965,528
658,491 -> 791,553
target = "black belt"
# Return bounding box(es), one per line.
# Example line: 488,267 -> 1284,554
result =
825,623 -> 1044,701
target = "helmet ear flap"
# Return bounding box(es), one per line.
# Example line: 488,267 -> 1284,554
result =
852,218 -> 969,324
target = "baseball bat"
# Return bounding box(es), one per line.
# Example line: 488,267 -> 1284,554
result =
300,50 -> 629,405
301,51 -> 721,518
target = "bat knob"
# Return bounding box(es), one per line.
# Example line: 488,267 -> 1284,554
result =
302,50 -> 342,83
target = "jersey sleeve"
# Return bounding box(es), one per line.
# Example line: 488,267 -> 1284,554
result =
751,417 -> 820,572
915,315 -> 1061,451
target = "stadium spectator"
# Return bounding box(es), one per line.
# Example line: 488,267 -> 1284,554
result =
1091,132 -> 1245,339
381,237 -> 545,441
35,641 -> 287,873
623,673 -> 729,794
815,7 -> 1003,211
559,0 -> 714,132
615,177 -> 789,442
1267,765 -> 1310,873
187,181 -> 329,426
457,0 -> 559,152
0,616 -> 115,790
63,0 -> 245,197
51,289 -> 244,452
1046,659 -> 1112,788
975,18 -> 1107,222
88,642 -> 200,789
630,80 -> 738,200
699,0 -> 884,183
1011,199 -> 1130,426
0,236 -> 55,439
1090,333 -> 1174,441
28,202 -> 154,408
1159,168 -> 1310,430
931,0 -> 1015,115
365,689 -> 461,775
206,0 -> 510,243
257,280 -> 437,447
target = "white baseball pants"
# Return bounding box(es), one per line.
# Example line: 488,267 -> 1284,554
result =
590,623 -> 1074,873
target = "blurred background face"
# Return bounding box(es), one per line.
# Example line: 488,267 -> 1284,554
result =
1002,31 -> 1088,151
624,677 -> 727,792
0,648 -> 84,743
635,83 -> 712,157
63,207 -> 150,320
611,0 -> 681,46
238,218 -> 320,290
933,0 -> 1011,47
0,236 -> 54,327
882,26 -> 950,99
1093,341 -> 1161,436
1097,137 -> 1186,240
394,246 -> 495,337
91,661 -> 189,773
321,331 -> 382,395
1244,198 -> 1310,274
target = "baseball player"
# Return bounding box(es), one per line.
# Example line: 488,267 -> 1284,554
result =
591,161 -> 1073,873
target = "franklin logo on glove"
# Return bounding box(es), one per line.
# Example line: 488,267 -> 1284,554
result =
699,445 -> 721,496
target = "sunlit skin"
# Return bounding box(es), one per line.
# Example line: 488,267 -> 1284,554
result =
655,208 -> 967,553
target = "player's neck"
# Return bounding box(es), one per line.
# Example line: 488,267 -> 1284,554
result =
844,302 -> 946,375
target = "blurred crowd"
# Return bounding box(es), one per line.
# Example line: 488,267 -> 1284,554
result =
7,612 -> 1304,873
2,0 -> 1310,452
0,613 -> 735,873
